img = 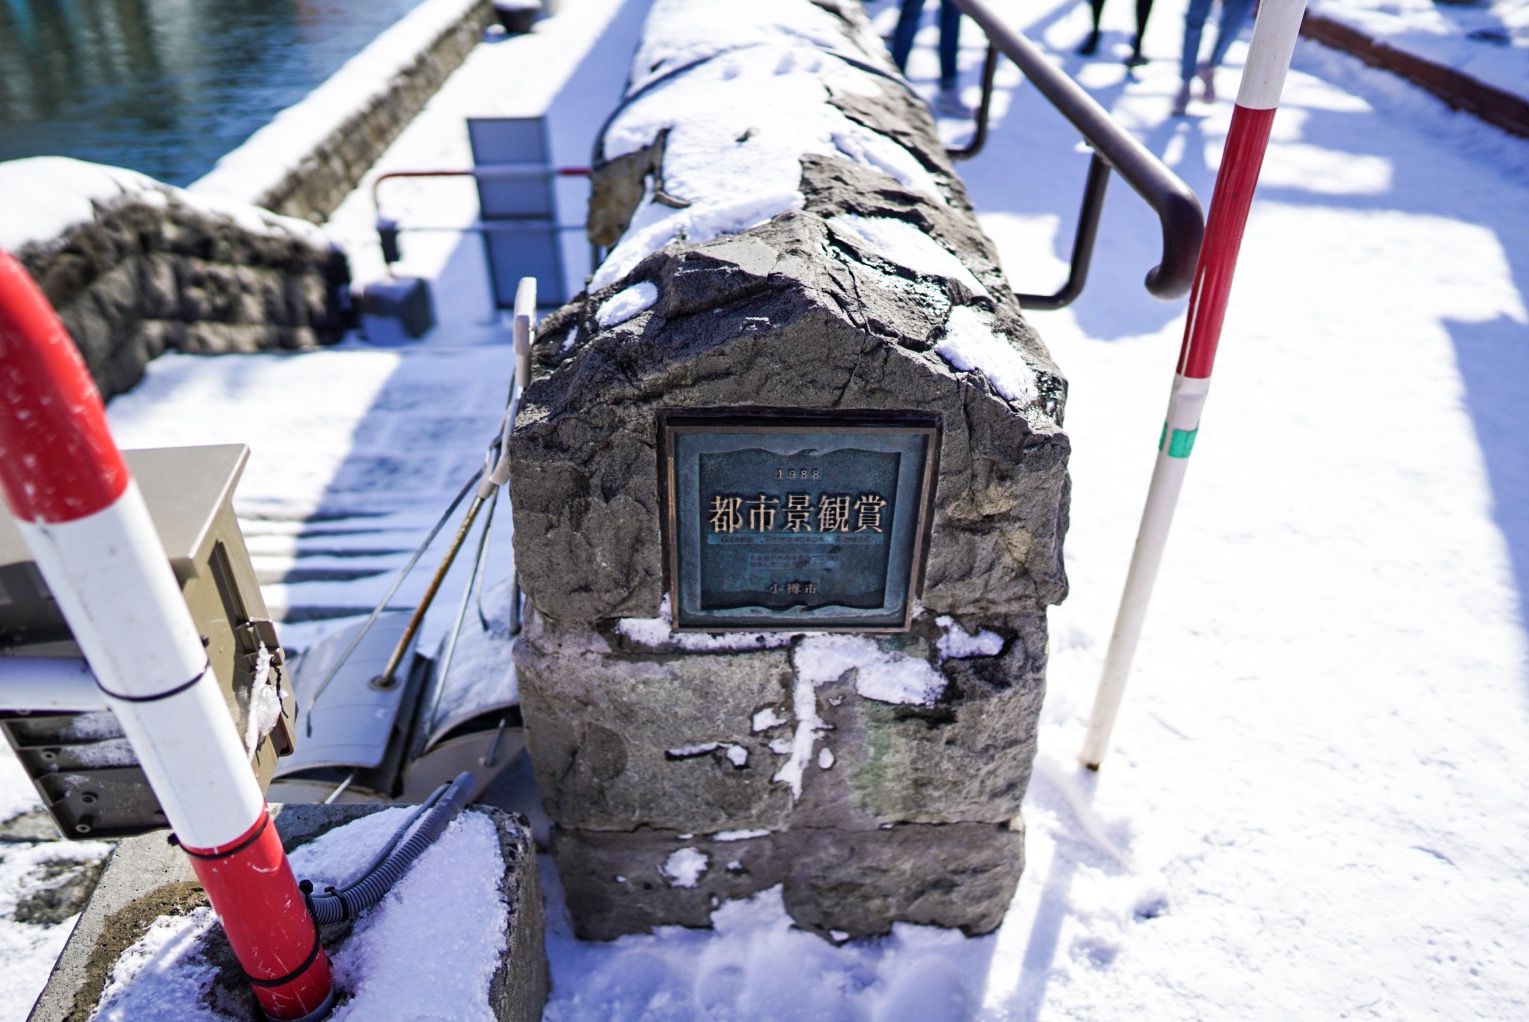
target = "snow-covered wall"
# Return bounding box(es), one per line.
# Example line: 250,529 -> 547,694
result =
509,0 -> 1069,943
2,158 -> 349,400
191,0 -> 496,223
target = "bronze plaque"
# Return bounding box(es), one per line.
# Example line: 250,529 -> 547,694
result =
662,412 -> 938,631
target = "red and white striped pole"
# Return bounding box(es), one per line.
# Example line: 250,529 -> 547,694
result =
1080,0 -> 1309,770
0,250 -> 334,1020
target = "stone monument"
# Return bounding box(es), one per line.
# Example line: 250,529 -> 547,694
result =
509,0 -> 1070,941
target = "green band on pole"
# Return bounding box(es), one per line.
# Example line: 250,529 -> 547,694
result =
1165,426 -> 1198,458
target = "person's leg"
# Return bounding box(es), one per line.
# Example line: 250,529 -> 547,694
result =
1206,0 -> 1256,70
1126,0 -> 1156,65
891,0 -> 927,73
937,0 -> 961,88
1078,0 -> 1105,55
1179,0 -> 1214,83
1173,0 -> 1213,113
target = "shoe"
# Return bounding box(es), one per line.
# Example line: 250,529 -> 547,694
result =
933,85 -> 972,118
1172,81 -> 1192,116
1124,49 -> 1148,67
1077,30 -> 1100,56
1196,63 -> 1216,102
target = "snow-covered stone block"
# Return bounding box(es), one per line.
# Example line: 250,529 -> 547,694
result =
554,818 -> 1025,941
506,0 -> 1069,941
516,608 -> 1047,834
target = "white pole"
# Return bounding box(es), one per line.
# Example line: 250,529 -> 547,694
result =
1080,0 -> 1309,770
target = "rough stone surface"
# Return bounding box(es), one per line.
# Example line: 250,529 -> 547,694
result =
14,193 -> 350,400
510,204 -> 1069,624
25,803 -> 548,1022
508,0 -> 1067,942
516,608 -> 1048,834
554,818 -> 1025,941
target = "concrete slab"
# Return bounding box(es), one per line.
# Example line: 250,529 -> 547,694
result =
27,802 -> 547,1022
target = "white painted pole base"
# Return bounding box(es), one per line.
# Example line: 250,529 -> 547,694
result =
1081,375 -> 1209,770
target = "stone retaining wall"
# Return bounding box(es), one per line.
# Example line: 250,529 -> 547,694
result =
509,0 -> 1070,941
5,160 -> 349,400
190,0 -> 496,222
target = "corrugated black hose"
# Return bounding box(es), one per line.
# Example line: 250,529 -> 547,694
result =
300,771 -> 476,925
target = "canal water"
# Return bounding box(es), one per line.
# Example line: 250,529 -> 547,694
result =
0,0 -> 428,186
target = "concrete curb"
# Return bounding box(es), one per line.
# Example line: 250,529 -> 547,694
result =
1300,11 -> 1529,140
26,803 -> 548,1022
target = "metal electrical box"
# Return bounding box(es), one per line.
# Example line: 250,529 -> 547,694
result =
0,445 -> 295,840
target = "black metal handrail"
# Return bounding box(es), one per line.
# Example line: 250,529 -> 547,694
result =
945,0 -> 1204,308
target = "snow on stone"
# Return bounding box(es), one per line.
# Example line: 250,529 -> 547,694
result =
0,157 -> 161,251
668,742 -> 724,758
817,747 -> 835,770
934,615 -> 1005,659
798,634 -> 946,707
725,744 -> 749,768
934,305 -> 1038,406
771,661 -> 828,799
77,808 -> 507,1021
89,909 -> 222,1022
1308,0 -> 1528,102
661,847 -> 709,889
751,707 -> 788,732
591,3 -> 943,292
827,214 -> 990,298
616,595 -> 794,651
318,812 -> 506,1022
0,154 -> 331,255
595,281 -> 659,328
773,634 -> 945,797
628,0 -> 890,96
715,829 -> 770,842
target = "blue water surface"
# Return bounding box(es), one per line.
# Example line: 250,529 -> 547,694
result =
0,0 -> 428,186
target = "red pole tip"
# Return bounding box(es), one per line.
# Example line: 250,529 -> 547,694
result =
184,811 -> 335,1019
0,249 -> 129,523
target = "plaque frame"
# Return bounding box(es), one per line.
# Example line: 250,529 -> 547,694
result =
660,409 -> 939,633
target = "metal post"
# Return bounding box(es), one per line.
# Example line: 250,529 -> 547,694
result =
0,250 -> 334,1020
1080,0 -> 1311,770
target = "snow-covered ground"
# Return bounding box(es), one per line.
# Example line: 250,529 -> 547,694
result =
4,0 -> 1529,1018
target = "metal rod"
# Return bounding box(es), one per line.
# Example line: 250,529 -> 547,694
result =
1016,151 -> 1113,310
948,42 -> 1000,161
374,493 -> 487,690
418,486 -> 499,755
948,0 -> 1205,300
303,469 -> 481,720
372,165 -> 591,213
